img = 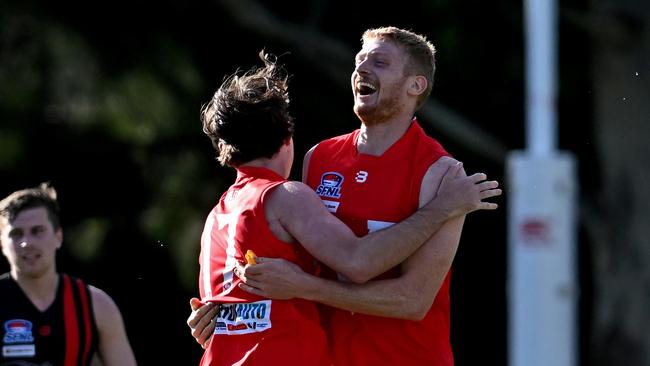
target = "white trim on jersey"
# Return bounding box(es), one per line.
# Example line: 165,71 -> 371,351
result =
367,219 -> 395,233
201,210 -> 242,299
201,213 -> 216,299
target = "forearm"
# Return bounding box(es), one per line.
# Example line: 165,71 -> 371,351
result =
346,201 -> 449,282
241,258 -> 421,318
302,275 -> 423,320
343,162 -> 470,280
328,215 -> 466,320
240,258 -> 435,320
279,176 -> 453,283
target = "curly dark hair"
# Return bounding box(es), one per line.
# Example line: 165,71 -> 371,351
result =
200,50 -> 294,167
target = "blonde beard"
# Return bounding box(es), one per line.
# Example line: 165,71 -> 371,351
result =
354,96 -> 401,126
354,87 -> 400,126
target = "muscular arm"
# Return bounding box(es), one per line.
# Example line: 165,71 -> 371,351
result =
90,286 -> 137,366
241,162 -> 467,320
273,147 -> 496,283
187,149 -> 499,344
299,215 -> 463,320
309,164 -> 465,319
267,181 -> 439,284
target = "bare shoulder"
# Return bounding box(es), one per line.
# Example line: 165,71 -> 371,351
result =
419,156 -> 463,205
265,180 -> 327,227
301,143 -> 319,182
89,286 -> 117,309
88,285 -> 123,326
303,144 -> 318,162
264,180 -> 317,213
429,156 -> 460,173
273,180 -> 316,197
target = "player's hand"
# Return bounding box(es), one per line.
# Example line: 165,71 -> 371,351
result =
437,161 -> 502,217
234,257 -> 308,300
186,298 -> 219,349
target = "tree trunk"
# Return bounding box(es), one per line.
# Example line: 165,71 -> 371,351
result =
587,1 -> 650,365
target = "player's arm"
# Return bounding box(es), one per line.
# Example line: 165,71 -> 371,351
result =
238,216 -> 463,319
239,163 -> 467,319
90,286 -> 137,366
302,215 -> 463,320
269,158 -> 496,284
331,163 -> 467,319
314,163 -> 465,319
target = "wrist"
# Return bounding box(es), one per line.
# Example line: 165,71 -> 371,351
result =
301,275 -> 325,302
428,195 -> 454,220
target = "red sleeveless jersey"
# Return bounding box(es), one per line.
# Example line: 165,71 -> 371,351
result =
306,120 -> 454,366
198,166 -> 331,366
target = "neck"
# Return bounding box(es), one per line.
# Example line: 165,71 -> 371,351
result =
357,116 -> 414,156
241,157 -> 286,178
12,269 -> 59,311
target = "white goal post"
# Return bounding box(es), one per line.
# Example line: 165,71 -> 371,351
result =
507,1 -> 578,365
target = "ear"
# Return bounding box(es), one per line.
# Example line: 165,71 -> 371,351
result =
408,75 -> 428,96
55,229 -> 63,249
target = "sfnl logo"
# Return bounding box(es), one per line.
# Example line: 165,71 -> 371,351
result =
316,172 -> 344,198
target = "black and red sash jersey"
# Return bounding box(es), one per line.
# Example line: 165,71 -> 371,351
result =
306,119 -> 455,366
0,273 -> 98,366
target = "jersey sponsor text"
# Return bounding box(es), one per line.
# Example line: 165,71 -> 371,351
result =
213,300 -> 272,335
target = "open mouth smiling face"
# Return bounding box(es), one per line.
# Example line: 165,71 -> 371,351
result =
354,80 -> 379,106
356,81 -> 377,96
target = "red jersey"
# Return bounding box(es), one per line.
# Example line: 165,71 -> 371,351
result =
306,120 -> 454,366
198,166 -> 331,366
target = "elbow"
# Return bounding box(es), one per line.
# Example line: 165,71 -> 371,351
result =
400,298 -> 432,321
335,252 -> 374,284
346,273 -> 372,285
378,295 -> 429,321
404,303 -> 430,321
396,286 -> 436,321
341,265 -> 373,284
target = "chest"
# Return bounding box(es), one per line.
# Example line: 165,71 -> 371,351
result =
0,276 -> 97,364
310,155 -> 427,238
0,289 -> 66,362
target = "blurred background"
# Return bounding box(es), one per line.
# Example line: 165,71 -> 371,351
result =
1,0 -> 648,365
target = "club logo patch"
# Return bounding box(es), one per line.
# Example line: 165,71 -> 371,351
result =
315,172 -> 344,198
3,319 -> 34,344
